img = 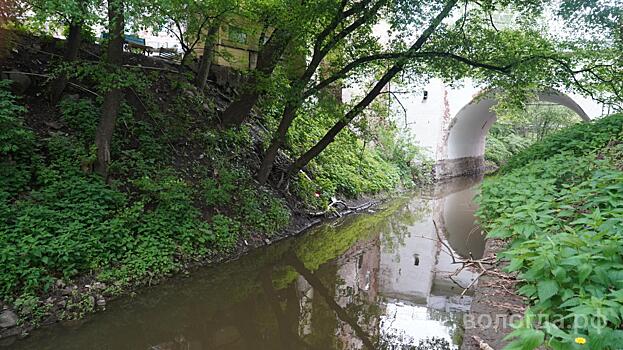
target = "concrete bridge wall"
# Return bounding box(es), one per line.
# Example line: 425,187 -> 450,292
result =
397,80 -> 604,179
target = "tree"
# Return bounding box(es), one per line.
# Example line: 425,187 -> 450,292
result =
94,0 -> 124,177
159,0 -> 237,72
255,0 -> 394,184
194,21 -> 220,91
26,0 -> 100,103
219,25 -> 293,125
492,103 -> 582,141
284,0 -> 623,179
286,0 -> 458,178
219,0 -> 313,126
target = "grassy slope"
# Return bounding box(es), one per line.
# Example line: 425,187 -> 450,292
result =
476,113 -> 623,349
0,32 -> 415,331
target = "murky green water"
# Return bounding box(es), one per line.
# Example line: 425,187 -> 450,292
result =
6,176 -> 485,350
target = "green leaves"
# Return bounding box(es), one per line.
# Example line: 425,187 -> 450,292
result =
502,114 -> 623,173
504,328 -> 544,350
537,280 -> 559,302
479,113 -> 623,350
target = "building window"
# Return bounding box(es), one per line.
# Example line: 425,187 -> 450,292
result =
228,26 -> 247,45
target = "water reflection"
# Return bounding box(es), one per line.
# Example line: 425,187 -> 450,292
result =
7,177 -> 485,350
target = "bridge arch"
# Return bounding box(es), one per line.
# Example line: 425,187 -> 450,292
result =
435,90 -> 591,179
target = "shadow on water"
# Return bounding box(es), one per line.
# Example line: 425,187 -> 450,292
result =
6,176 -> 486,350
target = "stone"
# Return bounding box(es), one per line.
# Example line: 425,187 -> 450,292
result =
3,72 -> 31,94
44,120 -> 62,130
0,310 -> 18,328
96,298 -> 106,307
6,73 -> 28,91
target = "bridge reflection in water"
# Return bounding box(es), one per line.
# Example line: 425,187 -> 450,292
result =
7,176 -> 486,350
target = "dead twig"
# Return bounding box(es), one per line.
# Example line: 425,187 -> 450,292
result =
2,71 -> 101,97
432,219 -> 517,296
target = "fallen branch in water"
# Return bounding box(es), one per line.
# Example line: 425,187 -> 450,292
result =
433,220 -> 517,296
309,198 -> 374,217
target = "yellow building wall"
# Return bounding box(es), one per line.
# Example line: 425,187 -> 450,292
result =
195,16 -> 264,71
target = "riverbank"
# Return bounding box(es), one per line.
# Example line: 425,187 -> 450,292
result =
3,178 -> 477,349
0,30 -> 429,340
461,113 -> 623,349
0,194 -> 386,341
460,238 -> 525,349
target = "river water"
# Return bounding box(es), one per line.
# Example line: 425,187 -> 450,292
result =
7,176 -> 485,350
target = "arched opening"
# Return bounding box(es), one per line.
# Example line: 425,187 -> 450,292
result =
435,91 -> 591,179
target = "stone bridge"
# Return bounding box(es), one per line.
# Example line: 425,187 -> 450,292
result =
398,80 -> 605,179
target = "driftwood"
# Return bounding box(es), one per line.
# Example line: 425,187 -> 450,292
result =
309,197 -> 374,218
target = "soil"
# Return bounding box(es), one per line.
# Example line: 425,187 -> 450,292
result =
460,238 -> 527,350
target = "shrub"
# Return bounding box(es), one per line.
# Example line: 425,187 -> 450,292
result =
0,80 -> 36,195
502,113 -> 623,172
477,113 -> 623,349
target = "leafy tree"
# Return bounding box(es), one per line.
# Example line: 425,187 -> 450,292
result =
25,0 -> 101,102
284,0 -> 623,178
94,0 -> 124,177
93,0 -> 163,177
254,0 -> 394,184
218,0 -> 320,127
492,103 -> 583,141
157,0 -> 241,91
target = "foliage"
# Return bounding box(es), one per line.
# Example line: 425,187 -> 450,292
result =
0,80 -> 35,195
485,133 -> 531,167
200,163 -> 290,236
0,79 -> 289,304
502,113 -> 623,172
477,113 -> 623,349
493,104 -> 582,141
287,102 -> 404,200
485,134 -> 513,167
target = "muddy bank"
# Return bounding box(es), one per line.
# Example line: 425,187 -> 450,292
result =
460,238 -> 525,350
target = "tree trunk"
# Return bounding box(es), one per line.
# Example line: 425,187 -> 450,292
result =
94,0 -> 124,178
194,23 -> 219,91
49,22 -> 82,104
255,47 -> 330,182
287,0 -> 458,176
257,103 -> 298,184
254,0 -> 392,181
221,28 -> 292,127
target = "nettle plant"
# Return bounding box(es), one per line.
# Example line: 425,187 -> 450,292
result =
477,150 -> 623,347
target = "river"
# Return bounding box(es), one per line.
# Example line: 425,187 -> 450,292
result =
6,176 -> 485,350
